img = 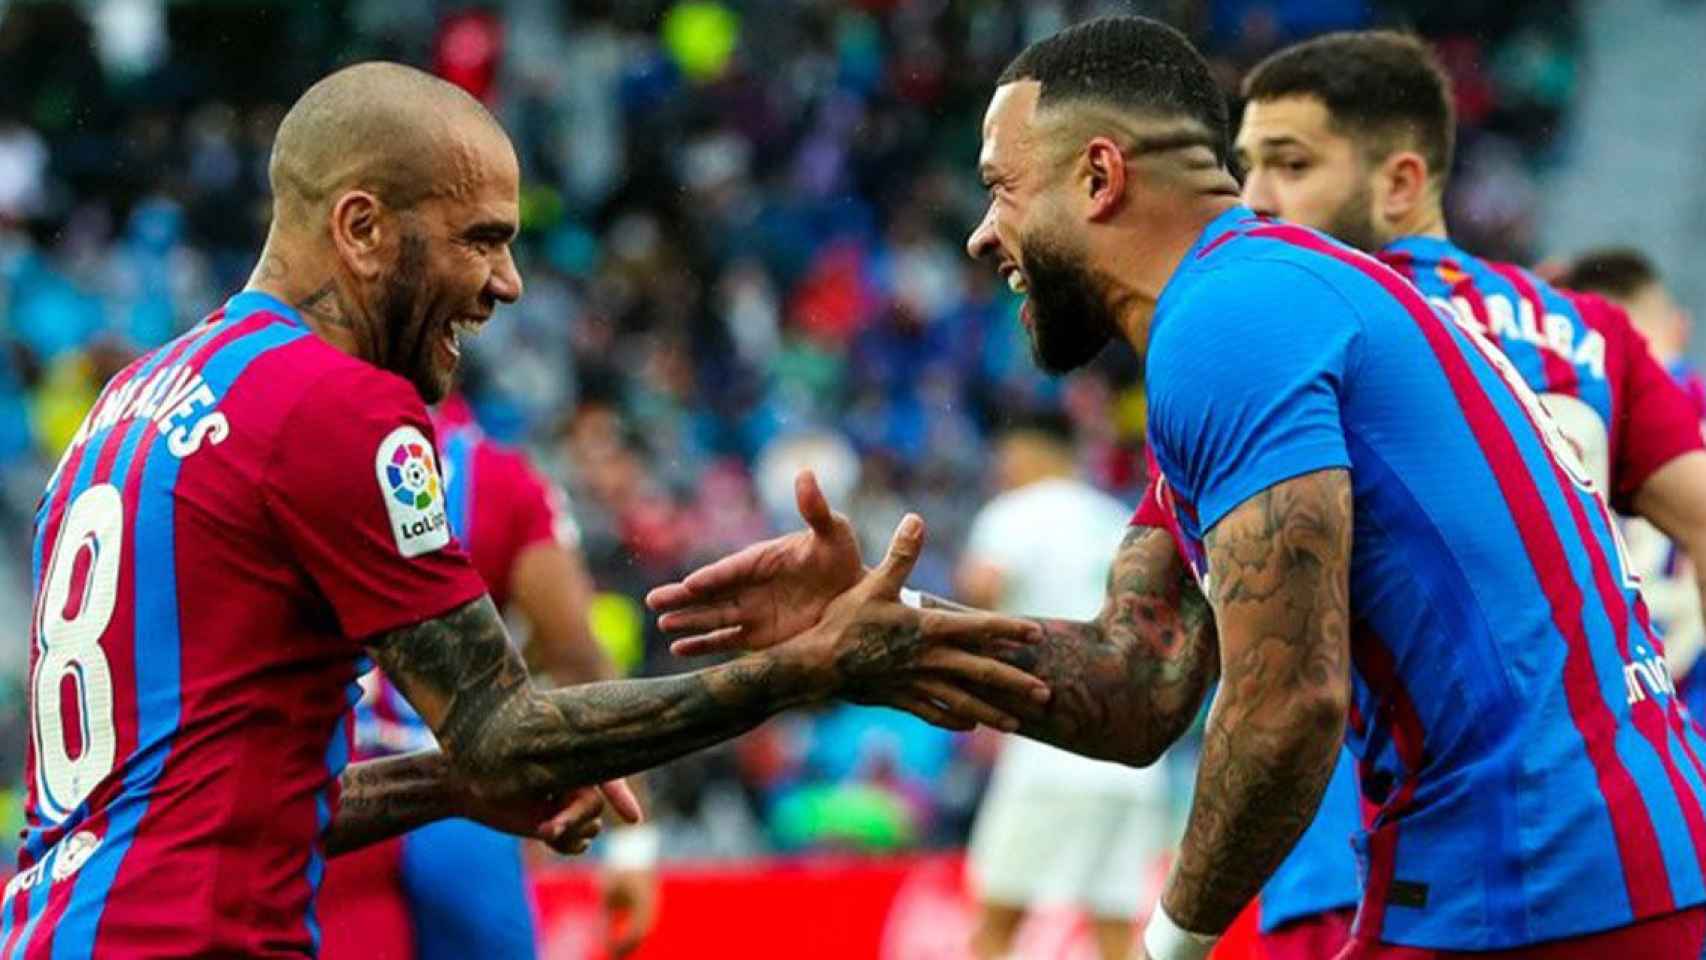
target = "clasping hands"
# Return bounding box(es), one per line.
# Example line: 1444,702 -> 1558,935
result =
648,471 -> 1050,731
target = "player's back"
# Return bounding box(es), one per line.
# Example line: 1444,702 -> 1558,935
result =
7,291 -> 481,958
1381,236 -> 1700,504
1145,208 -> 1706,951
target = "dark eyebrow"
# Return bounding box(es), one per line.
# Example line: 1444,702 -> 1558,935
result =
462,220 -> 518,244
1251,135 -> 1309,151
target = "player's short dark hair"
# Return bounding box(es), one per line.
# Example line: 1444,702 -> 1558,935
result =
1242,31 -> 1455,180
1559,248 -> 1661,300
999,409 -> 1077,449
998,15 -> 1230,166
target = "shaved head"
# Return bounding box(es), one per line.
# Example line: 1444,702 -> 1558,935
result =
269,61 -> 509,225
253,61 -> 523,404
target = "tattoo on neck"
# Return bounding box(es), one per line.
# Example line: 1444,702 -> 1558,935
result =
297,283 -> 354,330
256,254 -> 288,283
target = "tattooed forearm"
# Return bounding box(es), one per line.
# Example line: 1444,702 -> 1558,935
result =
920,525 -> 1218,764
370,597 -> 816,801
325,750 -> 458,856
1162,468 -> 1353,934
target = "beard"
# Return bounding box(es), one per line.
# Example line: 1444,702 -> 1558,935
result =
1017,229 -> 1117,374
1320,179 -> 1384,254
378,229 -> 453,403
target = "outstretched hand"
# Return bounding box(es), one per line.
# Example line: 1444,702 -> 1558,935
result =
767,504 -> 1051,732
646,470 -> 863,656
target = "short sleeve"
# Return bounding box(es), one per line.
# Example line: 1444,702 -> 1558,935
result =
1593,294 -> 1706,509
265,364 -> 487,639
1147,260 -> 1356,532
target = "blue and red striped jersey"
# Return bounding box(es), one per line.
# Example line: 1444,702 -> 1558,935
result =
1382,236 -> 1702,509
1250,236 -> 1706,936
6,292 -> 485,957
1145,207 -> 1706,951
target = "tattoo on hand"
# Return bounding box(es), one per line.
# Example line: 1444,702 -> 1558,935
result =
1164,468 -> 1353,933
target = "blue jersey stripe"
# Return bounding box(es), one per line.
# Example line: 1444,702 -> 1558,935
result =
1667,722 -> 1706,905
50,316 -> 308,957
444,428 -> 476,543
305,685 -> 360,954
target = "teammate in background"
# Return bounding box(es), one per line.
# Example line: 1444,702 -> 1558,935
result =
320,395 -> 660,960
959,412 -> 1170,960
1563,249 -> 1706,709
8,61 -> 1050,957
1227,31 -> 1706,957
650,16 -> 1706,959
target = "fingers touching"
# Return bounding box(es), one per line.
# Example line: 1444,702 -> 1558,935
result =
867,514 -> 925,597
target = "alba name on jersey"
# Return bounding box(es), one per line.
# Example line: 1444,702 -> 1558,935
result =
7,292 -> 485,958
1144,208 -> 1706,951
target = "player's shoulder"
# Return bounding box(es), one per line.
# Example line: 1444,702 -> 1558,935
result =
1169,227 -> 1374,325
257,336 -> 429,426
1151,229 -> 1370,378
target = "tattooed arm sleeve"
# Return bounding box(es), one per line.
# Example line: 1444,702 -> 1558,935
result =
324,751 -> 459,856
368,596 -> 818,799
1159,468 -> 1354,934
920,524 -> 1218,765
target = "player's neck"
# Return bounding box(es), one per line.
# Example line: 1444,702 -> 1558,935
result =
244,240 -> 366,358
1388,203 -> 1449,243
1112,192 -> 1241,354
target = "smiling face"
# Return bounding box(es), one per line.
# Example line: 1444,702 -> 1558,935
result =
378,127 -> 522,403
965,81 -> 1117,374
1236,95 -> 1384,252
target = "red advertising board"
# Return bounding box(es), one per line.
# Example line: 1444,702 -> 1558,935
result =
532,853 -> 1260,959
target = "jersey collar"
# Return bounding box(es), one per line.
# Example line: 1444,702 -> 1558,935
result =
222,289 -> 305,328
1380,234 -> 1465,267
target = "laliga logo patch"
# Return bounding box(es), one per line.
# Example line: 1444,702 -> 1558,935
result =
386,438 -> 441,510
375,425 -> 451,558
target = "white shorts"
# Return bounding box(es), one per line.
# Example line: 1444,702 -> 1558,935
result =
967,741 -> 1175,919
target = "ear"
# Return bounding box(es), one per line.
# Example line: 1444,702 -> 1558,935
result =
1082,136 -> 1127,222
1376,151 -> 1431,225
328,190 -> 388,281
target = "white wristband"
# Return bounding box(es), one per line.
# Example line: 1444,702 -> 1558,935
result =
605,823 -> 661,871
899,587 -> 923,609
1142,900 -> 1219,960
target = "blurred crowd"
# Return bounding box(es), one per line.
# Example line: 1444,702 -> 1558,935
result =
0,0 -> 1583,859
